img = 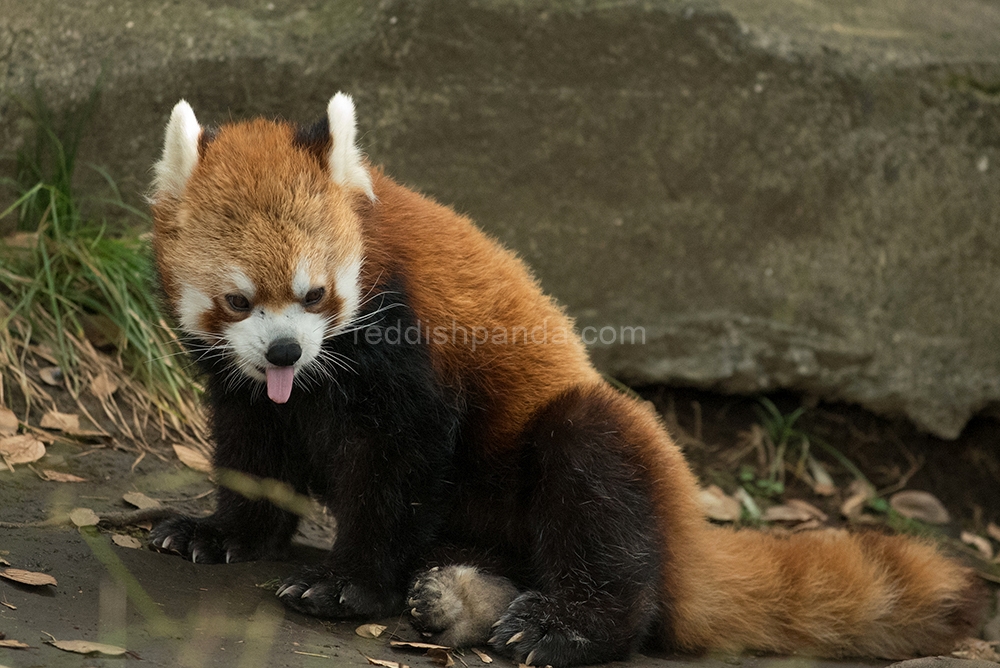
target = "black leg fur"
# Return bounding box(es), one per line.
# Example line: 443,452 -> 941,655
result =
488,385 -> 664,667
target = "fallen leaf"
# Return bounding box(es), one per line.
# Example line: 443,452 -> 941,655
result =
987,522 -> 1000,543
89,372 -> 119,400
40,411 -> 80,433
0,638 -> 30,649
1,600 -> 15,609
698,485 -> 741,522
366,657 -> 410,668
69,507 -> 100,527
0,434 -> 46,465
389,641 -> 453,651
427,647 -> 454,667
733,487 -> 761,520
0,556 -> 8,566
807,456 -> 836,496
122,491 -> 160,509
356,623 -> 388,639
841,479 -> 875,521
39,366 -> 64,386
790,518 -> 825,532
111,534 -> 142,549
39,469 -> 87,483
0,408 -> 17,436
48,639 -> 127,656
961,531 -> 995,560
470,648 -> 493,663
173,444 -> 212,473
763,504 -> 816,523
889,490 -> 951,525
785,499 -> 829,522
0,568 -> 57,586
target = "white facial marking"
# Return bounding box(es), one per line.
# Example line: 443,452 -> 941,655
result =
223,304 -> 327,382
177,283 -> 213,338
152,100 -> 201,200
327,93 -> 375,200
227,267 -> 256,300
333,257 -> 363,331
292,258 -> 325,300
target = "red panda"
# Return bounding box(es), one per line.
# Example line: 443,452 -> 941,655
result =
148,93 -> 984,667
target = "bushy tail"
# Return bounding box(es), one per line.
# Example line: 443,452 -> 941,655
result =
670,526 -> 985,658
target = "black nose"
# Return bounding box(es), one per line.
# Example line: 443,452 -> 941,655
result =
265,338 -> 302,366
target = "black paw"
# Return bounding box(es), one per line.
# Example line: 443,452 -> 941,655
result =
149,515 -> 276,564
489,592 -> 605,668
276,566 -> 401,619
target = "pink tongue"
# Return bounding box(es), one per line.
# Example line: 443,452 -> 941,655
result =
266,366 -> 295,404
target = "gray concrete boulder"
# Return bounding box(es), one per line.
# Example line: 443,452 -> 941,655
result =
2,0 -> 999,438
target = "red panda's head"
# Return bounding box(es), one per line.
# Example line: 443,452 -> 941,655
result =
150,94 -> 373,404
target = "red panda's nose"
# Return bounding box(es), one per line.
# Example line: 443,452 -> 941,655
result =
266,338 -> 302,367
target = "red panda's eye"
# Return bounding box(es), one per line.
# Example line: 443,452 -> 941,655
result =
304,287 -> 325,307
226,294 -> 251,312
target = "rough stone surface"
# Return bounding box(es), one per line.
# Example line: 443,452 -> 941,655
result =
2,0 -> 999,438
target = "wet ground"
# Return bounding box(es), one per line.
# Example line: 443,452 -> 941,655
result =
1,388 -> 997,667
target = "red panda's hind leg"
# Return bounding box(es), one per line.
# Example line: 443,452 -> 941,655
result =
488,384 -> 666,667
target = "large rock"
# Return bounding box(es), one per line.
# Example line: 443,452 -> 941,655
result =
2,0 -> 999,438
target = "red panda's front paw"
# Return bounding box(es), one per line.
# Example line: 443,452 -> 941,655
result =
277,566 -> 402,619
149,515 -> 278,564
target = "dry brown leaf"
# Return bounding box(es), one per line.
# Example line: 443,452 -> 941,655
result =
427,647 -> 454,667
173,444 -> 211,473
1,600 -> 16,609
889,490 -> 951,525
49,639 -> 127,656
698,485 -> 741,522
960,531 -> 995,560
840,479 -> 875,520
39,366 -> 64,386
122,491 -> 160,509
785,499 -> 829,522
355,623 -> 388,639
366,657 -> 410,668
89,372 -> 119,400
40,411 -> 81,433
69,507 -> 100,527
986,522 -> 1000,544
0,434 -> 46,465
763,504 -> 816,523
807,456 -> 836,496
470,648 -> 493,663
0,567 -> 57,586
789,518 -> 825,533
0,407 -> 18,436
0,638 -> 30,649
390,641 -> 453,651
39,469 -> 87,483
0,556 -> 9,566
111,534 -> 142,549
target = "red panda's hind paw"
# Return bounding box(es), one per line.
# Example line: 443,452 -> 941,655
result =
277,566 -> 402,619
489,592 -> 628,668
406,565 -> 519,647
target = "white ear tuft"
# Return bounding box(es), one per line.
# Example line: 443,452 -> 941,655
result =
152,100 -> 201,199
327,93 -> 375,201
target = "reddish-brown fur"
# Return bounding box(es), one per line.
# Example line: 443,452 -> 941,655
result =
152,118 -> 984,659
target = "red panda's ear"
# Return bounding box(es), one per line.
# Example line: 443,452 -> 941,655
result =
327,93 -> 375,201
152,100 -> 201,201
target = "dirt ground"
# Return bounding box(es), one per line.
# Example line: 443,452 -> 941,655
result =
1,381 -> 998,668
